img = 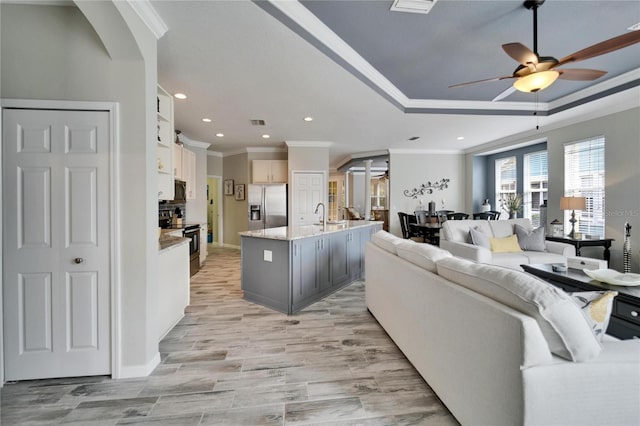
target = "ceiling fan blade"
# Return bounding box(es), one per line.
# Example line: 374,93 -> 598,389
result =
558,31 -> 640,66
492,86 -> 517,102
557,68 -> 607,81
449,75 -> 514,89
503,43 -> 538,65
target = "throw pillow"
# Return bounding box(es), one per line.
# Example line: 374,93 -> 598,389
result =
569,291 -> 618,341
490,234 -> 522,253
515,224 -> 546,251
469,226 -> 490,249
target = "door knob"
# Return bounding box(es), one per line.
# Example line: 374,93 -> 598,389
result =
74,257 -> 84,264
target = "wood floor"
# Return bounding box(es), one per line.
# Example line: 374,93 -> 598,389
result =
0,247 -> 458,425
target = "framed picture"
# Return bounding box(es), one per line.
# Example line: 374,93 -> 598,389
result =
234,184 -> 245,201
224,179 -> 234,196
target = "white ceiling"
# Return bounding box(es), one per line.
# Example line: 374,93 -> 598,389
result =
152,1 -> 640,167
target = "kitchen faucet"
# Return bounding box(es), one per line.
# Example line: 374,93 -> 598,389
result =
314,202 -> 326,230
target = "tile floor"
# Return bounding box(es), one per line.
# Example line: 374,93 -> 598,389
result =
0,247 -> 458,425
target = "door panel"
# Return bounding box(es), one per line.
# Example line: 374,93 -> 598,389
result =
18,167 -> 52,248
3,108 -> 111,380
19,272 -> 53,352
292,172 -> 325,226
66,168 -> 97,246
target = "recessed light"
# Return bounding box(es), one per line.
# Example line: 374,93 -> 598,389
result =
262,134 -> 270,139
457,136 -> 465,140
303,116 -> 313,122
174,93 -> 187,100
216,133 -> 224,137
202,118 -> 212,123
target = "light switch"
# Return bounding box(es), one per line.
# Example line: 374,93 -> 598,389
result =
264,250 -> 272,262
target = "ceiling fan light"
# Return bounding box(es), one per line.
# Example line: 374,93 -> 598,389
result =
513,70 -> 559,93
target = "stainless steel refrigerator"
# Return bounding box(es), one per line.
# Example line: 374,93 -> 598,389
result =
247,184 -> 287,230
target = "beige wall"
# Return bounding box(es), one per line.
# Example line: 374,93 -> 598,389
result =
388,152 -> 466,237
207,153 -> 223,176
223,153 -> 249,247
1,3 -> 159,374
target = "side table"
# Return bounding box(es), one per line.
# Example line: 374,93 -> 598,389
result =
546,236 -> 614,264
522,263 -> 640,340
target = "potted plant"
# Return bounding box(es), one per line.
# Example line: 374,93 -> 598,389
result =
501,193 -> 523,219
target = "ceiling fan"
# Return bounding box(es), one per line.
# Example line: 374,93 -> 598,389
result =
450,0 -> 640,101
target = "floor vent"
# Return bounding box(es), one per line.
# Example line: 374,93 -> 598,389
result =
390,0 -> 438,15
250,119 -> 266,126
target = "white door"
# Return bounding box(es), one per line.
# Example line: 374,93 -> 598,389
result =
2,108 -> 111,380
292,172 -> 325,226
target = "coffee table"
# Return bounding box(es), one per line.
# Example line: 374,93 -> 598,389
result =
522,263 -> 640,340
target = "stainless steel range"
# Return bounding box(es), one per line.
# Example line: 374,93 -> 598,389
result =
182,224 -> 200,276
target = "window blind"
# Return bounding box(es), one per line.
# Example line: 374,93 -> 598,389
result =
564,137 -> 605,238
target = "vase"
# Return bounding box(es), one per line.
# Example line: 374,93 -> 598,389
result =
509,211 -> 516,219
481,199 -> 491,212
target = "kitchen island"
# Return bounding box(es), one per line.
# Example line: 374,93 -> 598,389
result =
240,220 -> 383,314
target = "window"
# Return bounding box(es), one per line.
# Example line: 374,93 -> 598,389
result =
370,177 -> 387,210
495,156 -> 517,213
564,137 -> 605,238
524,151 -> 548,227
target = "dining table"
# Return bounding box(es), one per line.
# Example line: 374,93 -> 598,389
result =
409,222 -> 442,245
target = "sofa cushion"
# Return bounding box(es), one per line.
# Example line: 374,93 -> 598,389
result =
469,226 -> 490,249
436,256 -> 602,362
396,241 -> 452,272
515,224 -> 546,251
569,291 -> 618,341
371,230 -> 405,254
442,220 -> 491,243
490,235 -> 522,253
488,218 -> 532,238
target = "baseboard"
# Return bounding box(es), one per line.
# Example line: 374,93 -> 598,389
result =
116,352 -> 161,379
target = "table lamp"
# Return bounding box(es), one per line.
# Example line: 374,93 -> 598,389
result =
560,196 -> 586,239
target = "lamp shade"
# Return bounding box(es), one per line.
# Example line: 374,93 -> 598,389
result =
560,196 -> 586,210
513,70 -> 560,93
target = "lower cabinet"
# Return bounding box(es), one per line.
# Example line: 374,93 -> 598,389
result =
243,224 -> 382,314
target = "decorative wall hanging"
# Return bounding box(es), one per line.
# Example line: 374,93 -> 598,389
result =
224,179 -> 234,196
235,184 -> 245,201
403,178 -> 450,199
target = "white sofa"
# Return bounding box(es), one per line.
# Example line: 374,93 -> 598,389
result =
365,231 -> 640,426
440,218 -> 575,269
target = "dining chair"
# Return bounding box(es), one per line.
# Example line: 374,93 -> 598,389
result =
473,211 -> 500,220
447,212 -> 469,220
398,212 -> 410,239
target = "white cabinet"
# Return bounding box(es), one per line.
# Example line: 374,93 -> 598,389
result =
252,160 -> 287,183
173,143 -> 184,181
184,148 -> 196,199
157,85 -> 174,200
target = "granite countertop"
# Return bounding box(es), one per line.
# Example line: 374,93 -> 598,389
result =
158,235 -> 190,253
239,220 -> 383,241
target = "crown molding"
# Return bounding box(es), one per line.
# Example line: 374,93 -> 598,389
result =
126,0 -> 168,39
222,149 -> 249,157
179,134 -> 210,149
388,148 -> 463,155
285,140 -> 333,148
268,1 -> 408,106
245,147 -> 287,153
206,151 -> 223,158
264,1 -> 640,117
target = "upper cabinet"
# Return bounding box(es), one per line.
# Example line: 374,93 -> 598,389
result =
252,160 -> 288,183
184,148 -> 196,199
157,85 -> 174,200
174,142 -> 184,181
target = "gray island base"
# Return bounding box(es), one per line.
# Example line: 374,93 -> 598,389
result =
240,221 -> 383,314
